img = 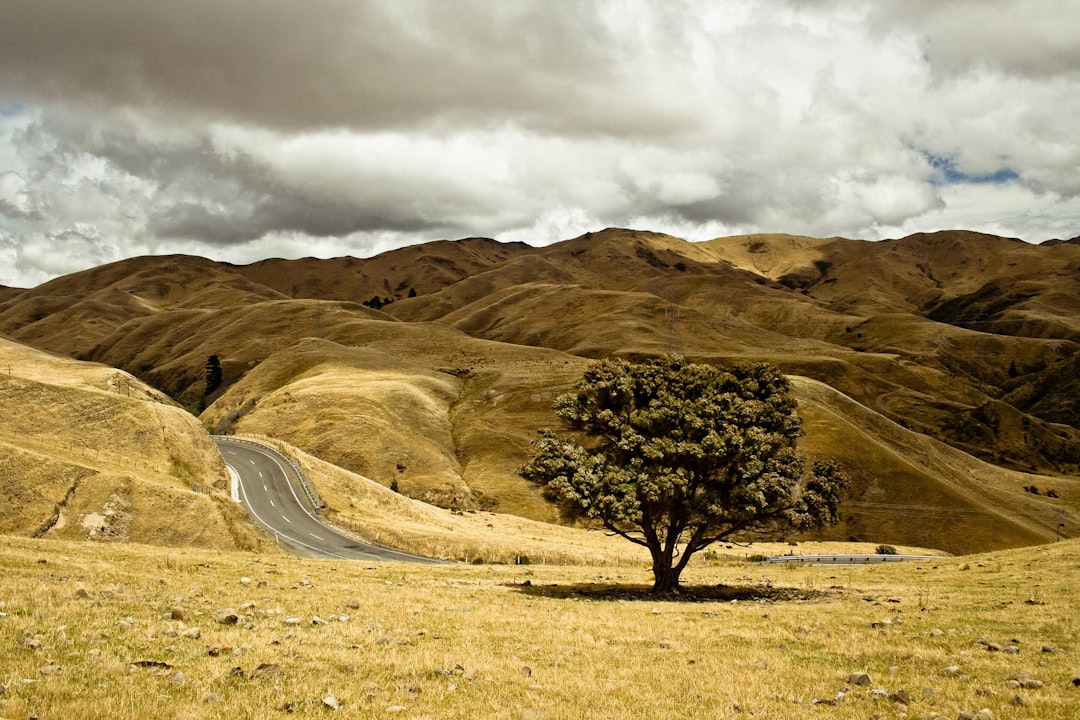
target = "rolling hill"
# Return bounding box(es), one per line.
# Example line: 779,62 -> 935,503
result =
1,228 -> 1077,554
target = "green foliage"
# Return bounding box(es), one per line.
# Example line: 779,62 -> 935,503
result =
520,357 -> 848,592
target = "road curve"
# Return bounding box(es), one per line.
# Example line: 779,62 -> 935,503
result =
215,437 -> 439,563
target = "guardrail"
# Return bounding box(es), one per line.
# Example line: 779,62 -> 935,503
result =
765,554 -> 942,565
212,435 -> 325,514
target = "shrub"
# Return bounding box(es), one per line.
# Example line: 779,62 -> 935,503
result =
874,544 -> 898,555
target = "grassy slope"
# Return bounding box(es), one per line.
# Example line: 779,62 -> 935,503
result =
0,337 -> 261,551
1,535 -> 1077,720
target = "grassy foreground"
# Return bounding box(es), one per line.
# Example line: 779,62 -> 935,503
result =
1,536 -> 1077,719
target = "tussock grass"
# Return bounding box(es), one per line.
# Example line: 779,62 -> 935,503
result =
1,536 -> 1077,719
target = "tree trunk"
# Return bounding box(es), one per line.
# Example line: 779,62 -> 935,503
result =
649,547 -> 683,594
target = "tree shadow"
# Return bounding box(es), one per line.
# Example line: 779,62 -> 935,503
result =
508,581 -> 832,603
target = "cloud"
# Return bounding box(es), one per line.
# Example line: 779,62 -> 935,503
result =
0,0 -> 1078,287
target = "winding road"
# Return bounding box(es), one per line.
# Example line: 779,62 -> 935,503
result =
214,436 -> 438,563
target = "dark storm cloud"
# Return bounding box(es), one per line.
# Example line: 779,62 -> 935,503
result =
0,0 -> 698,139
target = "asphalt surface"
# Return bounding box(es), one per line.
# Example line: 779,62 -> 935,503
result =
214,437 -> 438,563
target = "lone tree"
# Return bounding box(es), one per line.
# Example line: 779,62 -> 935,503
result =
520,357 -> 848,593
204,355 -> 223,397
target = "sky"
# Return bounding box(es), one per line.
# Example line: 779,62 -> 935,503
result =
1,1 -> 1079,288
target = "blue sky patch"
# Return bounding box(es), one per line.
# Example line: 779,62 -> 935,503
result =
924,152 -> 1020,185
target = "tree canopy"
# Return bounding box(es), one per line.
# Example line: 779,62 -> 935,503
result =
520,357 -> 848,593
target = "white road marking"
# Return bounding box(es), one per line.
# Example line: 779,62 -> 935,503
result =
282,515 -> 291,523
310,533 -> 324,541
269,499 -> 275,508
259,471 -> 264,478
263,484 -> 268,492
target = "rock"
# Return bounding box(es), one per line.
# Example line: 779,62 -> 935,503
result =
284,617 -> 302,626
1011,673 -> 1043,689
848,672 -> 872,686
215,609 -> 240,625
929,628 -> 945,637
240,577 -> 251,585
1009,694 -> 1027,707
180,627 -> 201,640
170,671 -> 186,685
944,666 -> 961,677
343,599 -> 361,609
228,666 -> 245,678
74,588 -> 90,599
1071,675 -> 1080,687
521,666 -> 532,677
170,607 -> 187,621
322,694 -> 340,711
975,710 -> 995,720
959,712 -> 975,720
386,705 -> 408,713
986,642 -> 1003,652
889,689 -> 910,705
39,665 -> 62,676
252,663 -> 282,678
312,615 -> 328,626
207,644 -> 233,657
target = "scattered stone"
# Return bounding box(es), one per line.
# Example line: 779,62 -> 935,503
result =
117,618 -> 133,631
312,615 -> 328,626
1010,694 -> 1027,707
171,607 -> 187,621
959,562 -> 970,570
74,588 -> 90,599
215,609 -> 240,625
257,580 -> 268,589
343,599 -> 361,609
922,686 -> 935,698
986,642 -> 1003,652
944,665 -> 962,677
1011,673 -> 1043,689
170,671 -> 186,685
284,617 -> 302,626
240,577 -> 251,585
131,660 -> 172,670
889,689 -> 910,705
848,672 -> 872,686
521,666 -> 533,678
228,667 -> 245,678
959,712 -> 975,720
975,710 -> 995,719
180,627 -> 201,640
1071,675 -> 1080,687
252,662 -> 282,678
1041,645 -> 1056,653
929,628 -> 945,637
39,665 -> 62,676
1003,644 -> 1020,654
207,645 -> 233,657
322,694 -> 340,711
385,705 -> 407,713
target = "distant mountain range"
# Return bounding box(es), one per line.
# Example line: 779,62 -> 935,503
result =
2,228 -> 1077,553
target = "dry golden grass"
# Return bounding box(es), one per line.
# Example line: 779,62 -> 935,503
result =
0,337 -> 258,551
2,535 -> 1077,720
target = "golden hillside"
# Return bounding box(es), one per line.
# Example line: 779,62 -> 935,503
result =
0,336 -> 260,550
1,228 -> 1078,554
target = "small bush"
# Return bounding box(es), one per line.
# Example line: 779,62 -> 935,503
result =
747,554 -> 769,563
874,544 -> 898,555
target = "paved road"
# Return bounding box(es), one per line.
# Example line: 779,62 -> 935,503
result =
765,554 -> 941,565
215,437 -> 438,563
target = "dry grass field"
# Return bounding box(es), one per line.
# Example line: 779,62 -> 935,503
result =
1,535 -> 1077,720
